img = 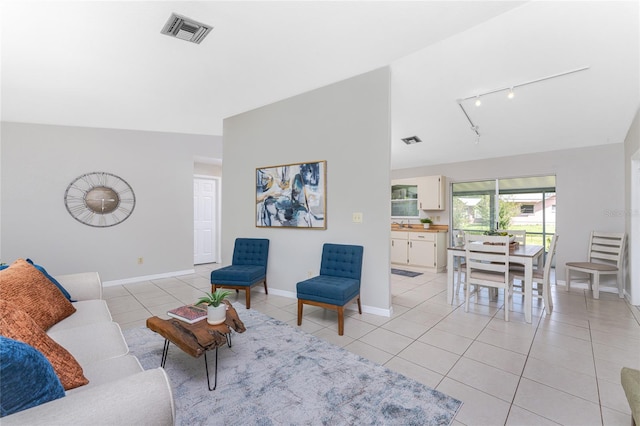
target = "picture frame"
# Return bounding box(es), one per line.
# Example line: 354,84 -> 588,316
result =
256,161 -> 326,229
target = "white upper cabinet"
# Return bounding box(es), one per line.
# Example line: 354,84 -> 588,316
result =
417,175 -> 445,210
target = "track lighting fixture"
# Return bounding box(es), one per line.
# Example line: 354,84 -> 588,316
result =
456,66 -> 590,143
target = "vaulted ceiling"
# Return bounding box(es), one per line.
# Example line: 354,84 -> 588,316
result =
2,1 -> 638,170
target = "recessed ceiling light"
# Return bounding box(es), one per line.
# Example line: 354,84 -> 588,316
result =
401,136 -> 422,145
161,13 -> 213,44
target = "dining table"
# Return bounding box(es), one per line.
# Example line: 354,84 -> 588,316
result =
447,243 -> 544,323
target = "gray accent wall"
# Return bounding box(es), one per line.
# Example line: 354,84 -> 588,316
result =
392,143 -> 626,290
1,122 -> 221,281
222,67 -> 392,314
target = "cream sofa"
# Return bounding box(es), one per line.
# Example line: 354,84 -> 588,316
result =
3,272 -> 175,425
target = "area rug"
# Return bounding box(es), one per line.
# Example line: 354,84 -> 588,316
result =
391,268 -> 423,278
124,309 -> 461,425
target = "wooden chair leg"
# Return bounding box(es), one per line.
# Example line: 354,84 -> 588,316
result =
211,284 -> 216,293
297,300 -> 303,326
263,279 -> 268,295
356,297 -> 362,314
245,289 -> 251,309
337,306 -> 344,336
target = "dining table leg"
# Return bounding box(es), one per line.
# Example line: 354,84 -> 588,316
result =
447,250 -> 455,304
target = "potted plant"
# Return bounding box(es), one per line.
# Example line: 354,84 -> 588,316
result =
419,218 -> 433,229
196,289 -> 232,325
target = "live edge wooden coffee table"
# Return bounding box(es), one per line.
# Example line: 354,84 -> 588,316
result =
146,301 -> 246,391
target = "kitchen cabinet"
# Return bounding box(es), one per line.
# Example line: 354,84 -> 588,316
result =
417,175 -> 445,210
390,231 -> 448,272
391,231 -> 409,264
391,175 -> 445,215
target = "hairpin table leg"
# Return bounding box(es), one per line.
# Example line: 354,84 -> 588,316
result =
204,347 -> 219,391
160,339 -> 170,368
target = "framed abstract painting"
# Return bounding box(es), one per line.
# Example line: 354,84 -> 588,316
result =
256,161 -> 326,229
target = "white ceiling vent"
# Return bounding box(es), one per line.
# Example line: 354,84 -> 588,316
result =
161,13 -> 212,44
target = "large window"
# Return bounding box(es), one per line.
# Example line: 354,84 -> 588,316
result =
451,176 -> 556,253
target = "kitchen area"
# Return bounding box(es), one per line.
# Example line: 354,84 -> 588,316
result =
391,175 -> 448,272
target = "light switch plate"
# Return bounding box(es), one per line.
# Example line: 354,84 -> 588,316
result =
352,212 -> 363,223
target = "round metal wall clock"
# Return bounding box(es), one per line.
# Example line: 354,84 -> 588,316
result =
64,172 -> 136,227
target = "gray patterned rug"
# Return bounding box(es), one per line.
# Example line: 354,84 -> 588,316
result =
124,308 -> 462,425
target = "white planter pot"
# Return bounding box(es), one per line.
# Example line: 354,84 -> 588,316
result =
207,304 -> 227,325
423,223 -> 430,229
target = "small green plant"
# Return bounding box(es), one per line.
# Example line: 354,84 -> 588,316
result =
196,289 -> 232,308
419,218 -> 433,224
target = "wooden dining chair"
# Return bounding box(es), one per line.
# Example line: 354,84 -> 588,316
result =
565,231 -> 626,299
513,234 -> 558,315
464,233 -> 514,321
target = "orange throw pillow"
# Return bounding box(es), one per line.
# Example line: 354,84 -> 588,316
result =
0,259 -> 76,330
0,300 -> 89,390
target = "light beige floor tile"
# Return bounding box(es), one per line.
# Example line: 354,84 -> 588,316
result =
505,405 -> 561,426
338,317 -> 377,339
598,377 -> 632,415
383,357 -> 444,389
397,341 -> 459,375
513,378 -> 601,426
590,329 -> 640,352
358,327 -> 414,355
537,317 -> 591,341
418,328 -> 473,355
476,327 -> 534,355
532,328 -> 593,354
311,328 -> 354,348
601,405 -> 632,426
381,316 -> 435,339
447,357 -> 520,402
124,282 -> 163,294
433,319 -> 485,340
463,340 -> 527,376
106,295 -> 146,314
111,308 -> 152,325
594,357 -> 633,383
102,285 -> 131,299
343,340 -> 394,365
257,306 -> 297,323
437,377 -> 511,426
522,356 -> 599,402
138,293 -> 181,308
357,311 -> 392,326
592,342 -> 640,368
528,341 -> 597,377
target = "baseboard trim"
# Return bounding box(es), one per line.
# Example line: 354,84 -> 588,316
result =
103,269 -> 196,287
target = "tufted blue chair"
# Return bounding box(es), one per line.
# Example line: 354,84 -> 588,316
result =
296,243 -> 364,335
210,238 -> 269,309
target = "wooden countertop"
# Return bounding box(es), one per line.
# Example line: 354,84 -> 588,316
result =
391,224 -> 449,233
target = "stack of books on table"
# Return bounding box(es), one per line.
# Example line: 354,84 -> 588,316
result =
167,304 -> 208,324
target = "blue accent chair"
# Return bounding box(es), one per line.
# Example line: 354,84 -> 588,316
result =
296,243 -> 364,335
210,238 -> 269,309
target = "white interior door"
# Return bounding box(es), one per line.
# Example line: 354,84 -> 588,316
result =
194,177 -> 217,264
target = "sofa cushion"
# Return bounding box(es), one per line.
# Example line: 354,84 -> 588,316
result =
0,259 -> 76,330
25,258 -> 75,301
70,355 -> 142,393
47,300 -> 112,334
48,322 -> 129,365
0,336 -> 66,417
0,300 -> 89,390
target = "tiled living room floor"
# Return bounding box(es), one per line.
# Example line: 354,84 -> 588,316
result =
105,264 -> 640,426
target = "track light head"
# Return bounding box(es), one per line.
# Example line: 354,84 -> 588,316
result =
474,96 -> 482,107
507,88 -> 515,99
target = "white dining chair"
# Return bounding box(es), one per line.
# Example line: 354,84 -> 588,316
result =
513,234 -> 558,315
464,233 -> 514,321
565,231 -> 626,299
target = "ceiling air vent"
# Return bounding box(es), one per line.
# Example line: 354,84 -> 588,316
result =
401,136 -> 422,145
161,13 -> 213,44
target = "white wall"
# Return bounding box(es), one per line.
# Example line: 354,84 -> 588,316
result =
392,143 -> 626,287
0,122 -> 221,282
222,68 -> 392,314
624,107 -> 640,304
